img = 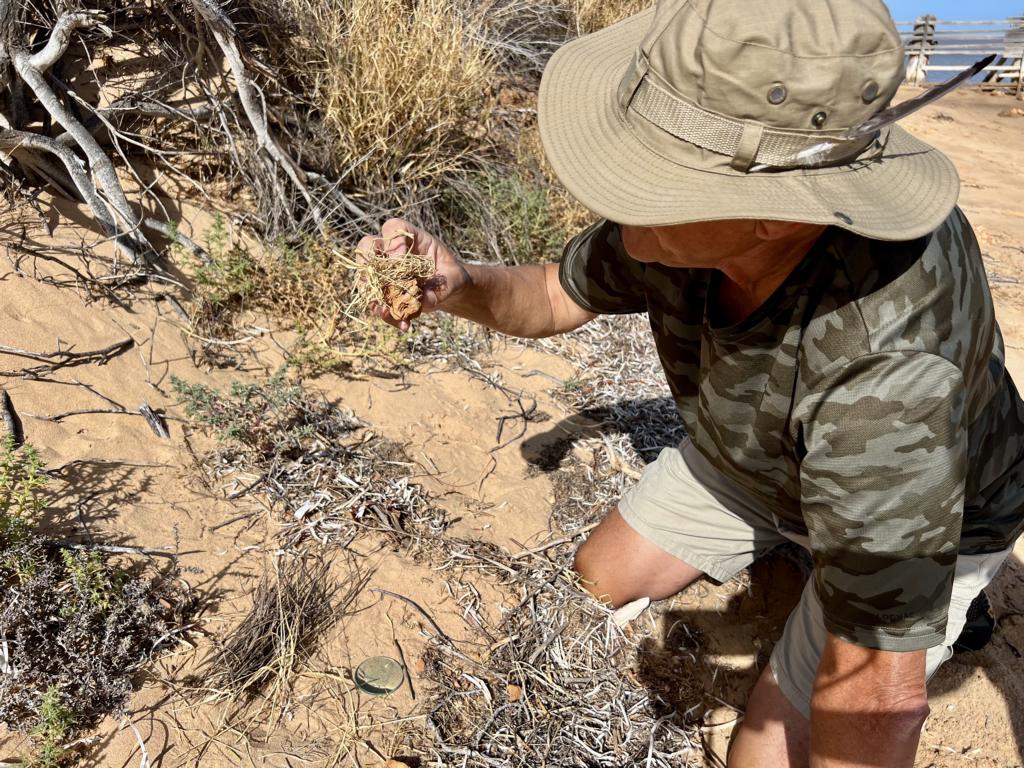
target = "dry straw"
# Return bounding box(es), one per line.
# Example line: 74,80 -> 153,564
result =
198,555 -> 368,721
338,231 -> 435,322
275,0 -> 496,205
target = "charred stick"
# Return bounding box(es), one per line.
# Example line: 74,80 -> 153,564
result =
1,389 -> 24,446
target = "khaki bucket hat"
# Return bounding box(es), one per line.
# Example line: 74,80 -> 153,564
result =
538,0 -> 961,241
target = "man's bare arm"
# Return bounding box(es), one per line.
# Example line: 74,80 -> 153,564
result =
358,218 -> 596,338
810,632 -> 929,767
443,262 -> 595,338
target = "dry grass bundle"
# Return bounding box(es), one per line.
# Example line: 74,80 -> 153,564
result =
272,0 -> 496,210
343,233 -> 435,322
202,556 -> 351,710
570,0 -> 650,34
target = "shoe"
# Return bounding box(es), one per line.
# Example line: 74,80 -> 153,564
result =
952,590 -> 995,654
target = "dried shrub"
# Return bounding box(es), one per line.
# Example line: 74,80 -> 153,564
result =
0,440 -> 194,766
180,222 -> 422,371
265,0 -> 496,213
0,555 -> 181,726
422,589 -> 696,767
569,0 -> 649,34
255,238 -> 350,345
172,374 -> 445,547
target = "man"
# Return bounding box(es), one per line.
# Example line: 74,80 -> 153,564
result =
359,0 -> 1024,765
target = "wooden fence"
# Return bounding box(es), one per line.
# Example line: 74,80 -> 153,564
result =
896,16 -> 1024,96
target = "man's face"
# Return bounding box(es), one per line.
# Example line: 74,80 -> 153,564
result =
620,219 -> 824,269
619,219 -> 763,269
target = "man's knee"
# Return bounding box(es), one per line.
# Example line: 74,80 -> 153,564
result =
572,536 -> 618,605
573,507 -> 704,607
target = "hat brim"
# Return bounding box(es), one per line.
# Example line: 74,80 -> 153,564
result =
538,8 -> 960,241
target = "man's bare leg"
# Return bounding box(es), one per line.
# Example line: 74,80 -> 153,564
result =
728,666 -> 809,767
573,507 -> 704,607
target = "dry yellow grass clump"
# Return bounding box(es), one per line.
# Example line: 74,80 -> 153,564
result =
281,0 -> 496,202
571,0 -> 650,33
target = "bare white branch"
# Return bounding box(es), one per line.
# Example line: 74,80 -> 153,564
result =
29,10 -> 111,73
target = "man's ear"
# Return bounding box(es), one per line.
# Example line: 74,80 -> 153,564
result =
753,219 -> 808,241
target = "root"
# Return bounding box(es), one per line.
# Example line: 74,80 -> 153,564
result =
381,277 -> 423,322
345,231 -> 435,322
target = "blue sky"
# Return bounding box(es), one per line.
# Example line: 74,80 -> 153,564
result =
884,1 -> 1020,21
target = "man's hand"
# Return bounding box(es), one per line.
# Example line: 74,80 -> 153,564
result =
354,219 -> 596,338
810,634 -> 928,767
356,218 -> 471,331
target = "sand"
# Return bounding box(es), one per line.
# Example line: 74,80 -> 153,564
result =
1,87 -> 1023,767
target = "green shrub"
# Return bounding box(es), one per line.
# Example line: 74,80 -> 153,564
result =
0,441 -> 193,767
27,686 -> 76,768
171,371 -> 316,456
191,214 -> 260,311
445,165 -> 566,265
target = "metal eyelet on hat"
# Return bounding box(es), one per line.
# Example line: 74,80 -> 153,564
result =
812,111 -> 828,128
861,80 -> 880,103
767,84 -> 787,105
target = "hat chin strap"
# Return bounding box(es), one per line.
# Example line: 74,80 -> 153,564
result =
620,52 -> 880,172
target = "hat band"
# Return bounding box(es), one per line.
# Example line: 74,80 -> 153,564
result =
620,52 -> 880,172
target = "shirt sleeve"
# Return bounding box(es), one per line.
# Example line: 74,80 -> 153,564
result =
558,219 -> 648,315
797,351 -> 967,651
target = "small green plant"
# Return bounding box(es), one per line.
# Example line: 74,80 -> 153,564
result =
171,371 -> 317,456
0,436 -> 47,527
445,165 -> 565,266
562,377 -> 583,393
27,686 -> 76,768
286,329 -> 353,376
0,436 -> 47,581
192,214 -> 259,309
59,550 -> 127,616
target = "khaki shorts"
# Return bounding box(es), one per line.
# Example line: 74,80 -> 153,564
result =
618,437 -> 1012,718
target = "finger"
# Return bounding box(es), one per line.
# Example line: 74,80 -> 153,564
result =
419,288 -> 440,314
355,235 -> 378,264
380,218 -> 415,257
376,305 -> 403,329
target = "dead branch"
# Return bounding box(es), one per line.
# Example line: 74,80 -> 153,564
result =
139,403 -> 170,438
50,540 -> 177,558
3,10 -> 154,265
0,129 -> 122,241
1,388 -> 24,445
143,217 -> 209,263
28,10 -> 109,73
0,337 -> 133,376
188,0 -> 333,229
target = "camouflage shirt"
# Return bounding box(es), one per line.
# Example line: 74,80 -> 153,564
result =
559,208 -> 1024,651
